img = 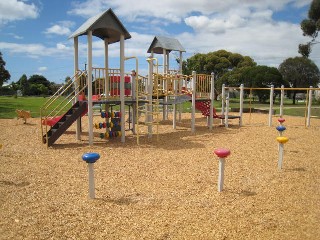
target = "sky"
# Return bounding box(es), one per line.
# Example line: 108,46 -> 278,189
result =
0,0 -> 319,85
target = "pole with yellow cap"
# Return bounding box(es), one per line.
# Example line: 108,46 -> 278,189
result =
276,137 -> 289,170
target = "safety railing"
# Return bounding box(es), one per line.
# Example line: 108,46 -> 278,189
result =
40,70 -> 88,143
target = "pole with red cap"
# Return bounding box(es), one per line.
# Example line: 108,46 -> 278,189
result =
214,148 -> 231,192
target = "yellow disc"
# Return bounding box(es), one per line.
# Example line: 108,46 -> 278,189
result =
110,122 -> 114,128
118,131 -> 122,137
94,123 -> 99,129
276,136 -> 289,144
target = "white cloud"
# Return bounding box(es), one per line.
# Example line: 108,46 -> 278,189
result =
0,0 -> 39,25
44,21 -> 75,36
8,33 -> 24,39
292,0 -> 312,8
68,0 -> 311,22
2,0 -> 318,79
177,19 -> 315,67
38,66 -> 47,72
65,0 -> 317,70
0,42 -> 72,58
45,25 -> 71,36
73,32 -> 153,59
56,43 -> 70,50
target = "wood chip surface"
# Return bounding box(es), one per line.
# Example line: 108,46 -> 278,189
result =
0,113 -> 319,239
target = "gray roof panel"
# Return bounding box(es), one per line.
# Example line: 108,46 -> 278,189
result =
147,36 -> 185,54
69,8 -> 131,43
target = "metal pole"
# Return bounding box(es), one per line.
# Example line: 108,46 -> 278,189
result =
104,38 -> 109,97
278,144 -> 284,170
269,85 -> 274,127
218,158 -> 225,192
87,31 -> 93,146
74,37 -> 81,141
191,71 -> 196,133
209,72 -> 215,130
88,163 -> 95,199
225,89 -> 229,128
280,85 -> 284,117
221,84 -> 225,115
239,84 -> 244,126
307,86 -> 313,127
147,58 -> 154,137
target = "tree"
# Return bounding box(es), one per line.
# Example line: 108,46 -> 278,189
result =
279,57 -> 320,104
216,66 -> 251,91
48,82 -> 62,95
183,50 -> 256,78
0,52 -> 10,87
26,75 -> 51,96
15,74 -> 53,96
298,0 -> 320,57
28,74 -> 51,87
240,66 -> 288,103
17,74 -> 29,95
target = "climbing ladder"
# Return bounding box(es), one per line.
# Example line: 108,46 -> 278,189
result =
135,73 -> 160,144
40,70 -> 88,147
42,101 -> 88,146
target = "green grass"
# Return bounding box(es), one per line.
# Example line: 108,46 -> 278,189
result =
282,107 -> 320,117
0,96 -> 68,119
0,96 -> 319,119
179,98 -> 320,118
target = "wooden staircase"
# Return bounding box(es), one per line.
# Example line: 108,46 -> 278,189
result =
42,101 -> 88,147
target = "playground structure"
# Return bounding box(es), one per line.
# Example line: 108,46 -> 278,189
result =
40,8 -> 227,147
39,8 -> 320,147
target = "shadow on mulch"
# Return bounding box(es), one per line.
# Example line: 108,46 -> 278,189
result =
49,117 -> 241,150
284,167 -> 306,172
0,180 -> 30,187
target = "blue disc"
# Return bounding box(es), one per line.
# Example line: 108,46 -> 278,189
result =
82,152 -> 100,163
276,125 -> 286,132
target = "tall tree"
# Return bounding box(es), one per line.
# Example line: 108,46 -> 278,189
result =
28,74 -> 51,87
27,75 -> 51,96
240,66 -> 288,103
17,74 -> 29,95
298,0 -> 320,57
279,57 -> 320,104
0,52 -> 11,87
183,50 -> 256,77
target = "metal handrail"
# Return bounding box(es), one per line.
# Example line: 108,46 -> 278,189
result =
40,70 -> 88,145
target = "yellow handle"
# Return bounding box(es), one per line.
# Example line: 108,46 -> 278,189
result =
276,136 -> 289,144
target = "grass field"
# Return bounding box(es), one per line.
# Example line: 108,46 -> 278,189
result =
0,96 -> 68,119
0,96 -> 319,119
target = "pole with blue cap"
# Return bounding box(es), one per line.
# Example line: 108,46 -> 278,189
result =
82,152 -> 100,199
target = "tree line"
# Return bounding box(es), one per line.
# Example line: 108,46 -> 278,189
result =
0,52 -> 62,96
181,50 -> 320,104
0,72 -> 62,97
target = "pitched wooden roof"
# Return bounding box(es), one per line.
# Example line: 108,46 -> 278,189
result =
69,8 -> 131,43
147,36 -> 185,54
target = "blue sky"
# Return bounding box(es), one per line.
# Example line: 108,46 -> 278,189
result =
0,0 -> 319,84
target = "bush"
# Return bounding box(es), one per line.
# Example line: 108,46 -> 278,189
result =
0,86 -> 15,95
